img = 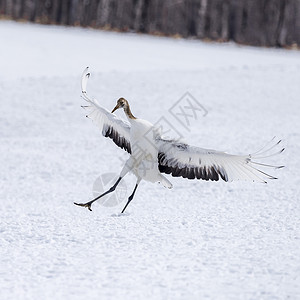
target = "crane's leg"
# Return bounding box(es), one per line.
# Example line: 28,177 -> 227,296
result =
121,179 -> 141,214
74,177 -> 122,211
74,159 -> 133,211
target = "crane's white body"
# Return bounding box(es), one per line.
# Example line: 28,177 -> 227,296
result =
124,117 -> 172,188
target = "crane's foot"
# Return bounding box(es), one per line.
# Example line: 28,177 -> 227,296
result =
74,201 -> 93,211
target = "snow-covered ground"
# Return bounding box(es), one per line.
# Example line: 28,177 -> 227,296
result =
0,21 -> 299,299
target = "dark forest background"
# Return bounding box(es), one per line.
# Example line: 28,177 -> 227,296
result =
0,0 -> 299,48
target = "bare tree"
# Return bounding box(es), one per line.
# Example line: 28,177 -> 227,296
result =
0,0 -> 299,47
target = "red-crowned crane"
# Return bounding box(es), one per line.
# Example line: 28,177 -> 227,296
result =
74,68 -> 284,213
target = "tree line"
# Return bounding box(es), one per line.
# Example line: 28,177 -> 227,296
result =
0,0 -> 299,48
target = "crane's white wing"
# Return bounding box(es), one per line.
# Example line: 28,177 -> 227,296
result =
81,67 -> 131,154
156,137 -> 284,183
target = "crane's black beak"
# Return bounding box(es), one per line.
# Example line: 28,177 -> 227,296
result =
111,104 -> 121,113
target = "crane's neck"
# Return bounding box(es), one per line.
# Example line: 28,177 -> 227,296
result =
124,103 -> 136,120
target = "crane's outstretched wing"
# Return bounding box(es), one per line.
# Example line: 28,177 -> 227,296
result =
81,67 -> 131,154
156,137 -> 284,183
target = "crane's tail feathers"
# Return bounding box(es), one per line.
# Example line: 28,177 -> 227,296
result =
159,175 -> 173,189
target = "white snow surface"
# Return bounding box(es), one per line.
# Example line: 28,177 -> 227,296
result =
0,21 -> 300,299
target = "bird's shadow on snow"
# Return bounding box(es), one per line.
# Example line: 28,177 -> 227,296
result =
110,212 -> 130,218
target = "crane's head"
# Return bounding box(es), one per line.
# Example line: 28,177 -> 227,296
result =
111,97 -> 128,113
112,97 -> 136,119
